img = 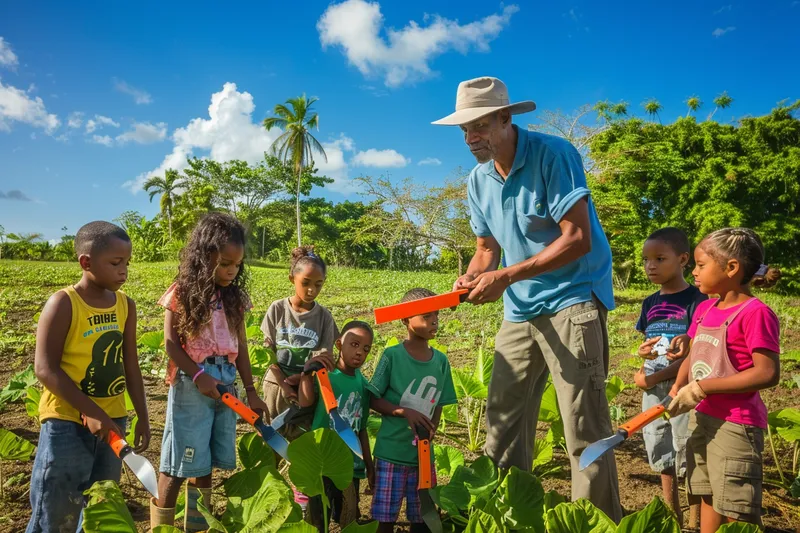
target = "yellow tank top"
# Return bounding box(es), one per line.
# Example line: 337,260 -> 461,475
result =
39,286 -> 129,423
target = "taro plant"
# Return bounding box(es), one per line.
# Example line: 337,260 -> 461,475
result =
0,365 -> 37,407
766,407 -> 800,496
448,344 -> 492,453
0,428 -> 36,499
24,385 -> 40,422
137,330 -> 167,378
545,495 -> 681,533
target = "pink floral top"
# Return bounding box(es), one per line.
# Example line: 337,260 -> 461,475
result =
158,283 -> 252,384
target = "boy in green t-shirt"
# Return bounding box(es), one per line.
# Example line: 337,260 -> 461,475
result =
298,320 -> 376,530
369,288 -> 458,533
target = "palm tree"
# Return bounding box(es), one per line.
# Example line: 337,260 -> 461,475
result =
264,95 -> 327,246
143,169 -> 184,238
685,96 -> 703,117
642,99 -> 663,123
708,91 -> 733,121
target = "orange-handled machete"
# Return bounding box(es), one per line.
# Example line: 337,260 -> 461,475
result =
416,426 -> 442,533
306,362 -> 363,459
216,385 -> 290,461
82,416 -> 159,499
579,396 -> 671,470
374,289 -> 469,324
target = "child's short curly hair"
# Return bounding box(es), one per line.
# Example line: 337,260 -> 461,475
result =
400,288 -> 436,303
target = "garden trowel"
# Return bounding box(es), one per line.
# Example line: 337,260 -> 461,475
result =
579,396 -> 671,471
307,362 -> 363,459
416,426 -> 443,533
216,385 -> 290,461
374,289 -> 470,324
82,416 -> 158,499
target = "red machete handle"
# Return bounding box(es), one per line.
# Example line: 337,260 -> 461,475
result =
619,403 -> 666,435
216,385 -> 261,425
374,289 -> 469,324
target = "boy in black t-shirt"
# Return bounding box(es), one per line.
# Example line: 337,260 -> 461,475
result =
634,227 -> 707,525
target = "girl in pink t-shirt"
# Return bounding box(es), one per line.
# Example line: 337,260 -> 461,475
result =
668,227 -> 781,532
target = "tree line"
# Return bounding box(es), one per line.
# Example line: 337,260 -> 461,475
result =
2,94 -> 797,293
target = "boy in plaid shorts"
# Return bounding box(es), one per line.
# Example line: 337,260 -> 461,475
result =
369,288 -> 458,532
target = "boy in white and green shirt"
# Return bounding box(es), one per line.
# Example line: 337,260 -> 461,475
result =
369,288 -> 458,532
299,320 -> 376,530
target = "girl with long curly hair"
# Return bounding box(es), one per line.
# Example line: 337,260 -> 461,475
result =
150,213 -> 267,531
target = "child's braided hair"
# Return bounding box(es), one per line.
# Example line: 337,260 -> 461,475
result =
699,227 -> 781,288
290,245 -> 327,276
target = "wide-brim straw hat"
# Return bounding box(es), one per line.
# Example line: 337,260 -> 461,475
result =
432,77 -> 536,126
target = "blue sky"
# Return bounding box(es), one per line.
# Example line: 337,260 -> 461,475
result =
1,0 -> 798,241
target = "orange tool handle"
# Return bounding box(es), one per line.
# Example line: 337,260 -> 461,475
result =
417,426 -> 433,490
619,403 -> 666,435
315,367 -> 339,413
374,289 -> 469,324
107,430 -> 129,458
81,414 -> 129,458
217,385 -> 261,425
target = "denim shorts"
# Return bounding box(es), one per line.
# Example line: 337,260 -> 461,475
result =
642,379 -> 689,475
159,359 -> 238,478
26,416 -> 127,533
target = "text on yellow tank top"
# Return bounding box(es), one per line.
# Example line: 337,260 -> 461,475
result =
38,286 -> 129,423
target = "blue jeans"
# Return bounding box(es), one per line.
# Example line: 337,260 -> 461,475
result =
26,416 -> 127,533
159,360 -> 238,478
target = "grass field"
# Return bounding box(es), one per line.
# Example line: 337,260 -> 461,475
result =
0,261 -> 798,532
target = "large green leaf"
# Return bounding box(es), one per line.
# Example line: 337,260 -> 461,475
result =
543,490 -> 567,512
544,499 -> 616,533
366,414 -> 382,438
342,521 -> 379,532
532,432 -> 553,469
464,456 -> 498,499
435,445 -> 466,477
278,522 -> 317,532
538,382 -> 560,424
138,330 -> 165,352
0,428 -> 36,461
767,408 -> 800,442
715,524 -> 762,532
238,471 -> 296,532
473,345 -> 494,386
442,404 -> 459,423
151,527 -> 183,533
0,365 -> 36,404
616,497 -> 680,533
225,466 -> 278,500
605,375 -> 627,404
82,480 -> 137,533
452,369 -> 488,400
24,386 -> 40,419
430,481 -> 470,515
497,467 -> 544,531
238,431 -> 276,470
288,428 -> 354,505
198,498 -> 230,533
465,509 -> 502,533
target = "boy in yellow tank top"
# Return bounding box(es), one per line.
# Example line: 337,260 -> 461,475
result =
26,221 -> 150,533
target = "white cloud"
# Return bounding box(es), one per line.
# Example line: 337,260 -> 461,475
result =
713,5 -> 732,14
123,82 -> 282,193
317,0 -> 518,87
712,26 -> 736,37
0,37 -> 18,69
90,134 -> 114,147
352,148 -> 409,167
114,78 -> 152,105
0,79 -> 60,133
418,157 -> 442,166
85,115 -> 120,133
116,121 -> 167,144
27,83 -> 36,93
315,134 -> 357,192
67,111 -> 84,128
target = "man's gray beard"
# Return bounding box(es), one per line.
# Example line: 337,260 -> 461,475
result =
472,150 -> 492,164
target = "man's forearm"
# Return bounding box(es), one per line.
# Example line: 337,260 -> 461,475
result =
503,229 -> 590,285
466,246 -> 500,278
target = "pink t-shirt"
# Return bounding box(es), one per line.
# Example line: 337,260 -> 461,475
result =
158,283 -> 251,384
688,298 -> 780,428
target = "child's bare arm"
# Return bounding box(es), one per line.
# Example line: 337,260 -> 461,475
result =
297,373 -> 316,408
699,350 -> 780,394
669,357 -> 692,396
235,322 -> 268,413
164,309 -> 220,399
360,427 -> 375,491
122,297 -> 150,451
648,358 -> 683,385
34,292 -> 122,439
370,396 -> 434,437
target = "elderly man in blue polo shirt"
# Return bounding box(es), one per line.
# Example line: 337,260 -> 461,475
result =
434,77 -> 622,521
